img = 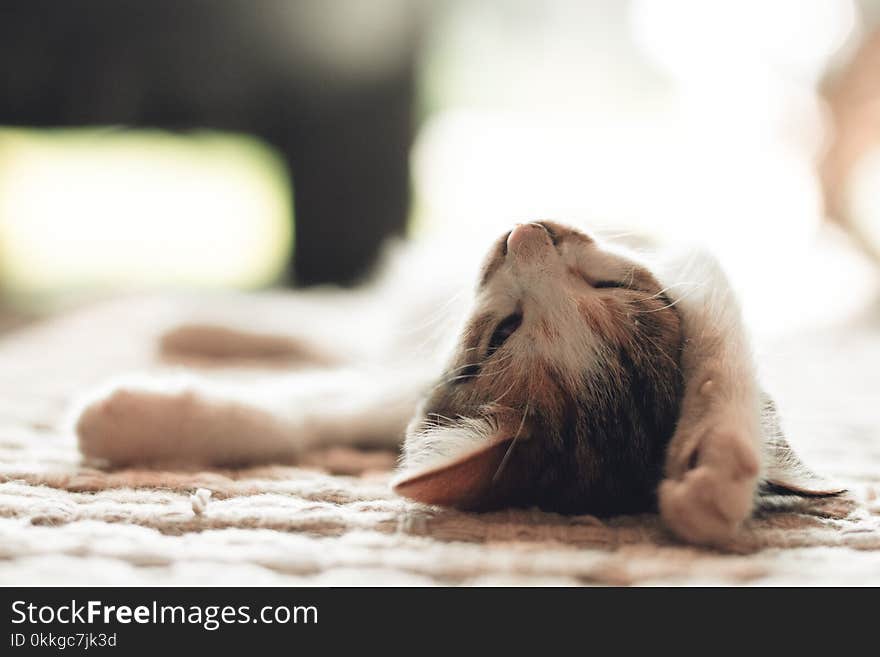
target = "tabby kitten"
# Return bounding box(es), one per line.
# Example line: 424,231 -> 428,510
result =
75,221 -> 842,545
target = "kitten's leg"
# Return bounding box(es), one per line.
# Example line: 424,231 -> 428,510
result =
655,251 -> 762,544
74,368 -> 425,467
155,285 -> 393,368
159,324 -> 338,367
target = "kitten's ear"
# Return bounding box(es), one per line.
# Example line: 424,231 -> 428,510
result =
760,395 -> 846,497
392,436 -> 519,510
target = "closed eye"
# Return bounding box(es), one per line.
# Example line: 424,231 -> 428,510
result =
571,267 -> 632,291
487,313 -> 522,357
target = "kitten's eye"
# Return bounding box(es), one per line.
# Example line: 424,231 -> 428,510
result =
594,280 -> 627,290
487,313 -> 522,356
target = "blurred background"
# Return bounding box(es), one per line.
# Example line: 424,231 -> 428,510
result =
1,0 -> 879,339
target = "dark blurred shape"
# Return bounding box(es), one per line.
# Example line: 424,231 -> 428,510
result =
0,0 -> 423,285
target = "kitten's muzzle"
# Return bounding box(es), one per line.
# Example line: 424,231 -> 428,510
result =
506,223 -> 555,256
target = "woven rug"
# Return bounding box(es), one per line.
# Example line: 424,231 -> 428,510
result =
1,296 -> 878,586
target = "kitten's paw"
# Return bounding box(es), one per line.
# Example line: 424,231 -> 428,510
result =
76,387 -> 199,466
659,429 -> 760,545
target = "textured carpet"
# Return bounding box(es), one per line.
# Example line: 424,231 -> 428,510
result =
1,296 -> 879,585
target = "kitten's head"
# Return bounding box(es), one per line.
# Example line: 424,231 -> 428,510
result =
394,221 -> 684,515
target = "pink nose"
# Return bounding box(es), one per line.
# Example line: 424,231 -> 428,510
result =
506,223 -> 549,253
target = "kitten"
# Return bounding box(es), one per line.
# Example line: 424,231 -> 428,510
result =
73,221 -> 842,545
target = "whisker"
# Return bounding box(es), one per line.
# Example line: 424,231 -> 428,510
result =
425,412 -> 457,427
431,352 -> 516,389
630,281 -> 703,304
493,399 -> 530,483
596,230 -> 637,240
488,375 -> 519,405
392,288 -> 468,338
630,284 -> 704,314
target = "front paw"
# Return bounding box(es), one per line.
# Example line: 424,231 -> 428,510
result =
659,430 -> 760,545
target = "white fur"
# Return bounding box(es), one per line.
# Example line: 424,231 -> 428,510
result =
396,416 -> 500,476
654,249 -> 763,543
